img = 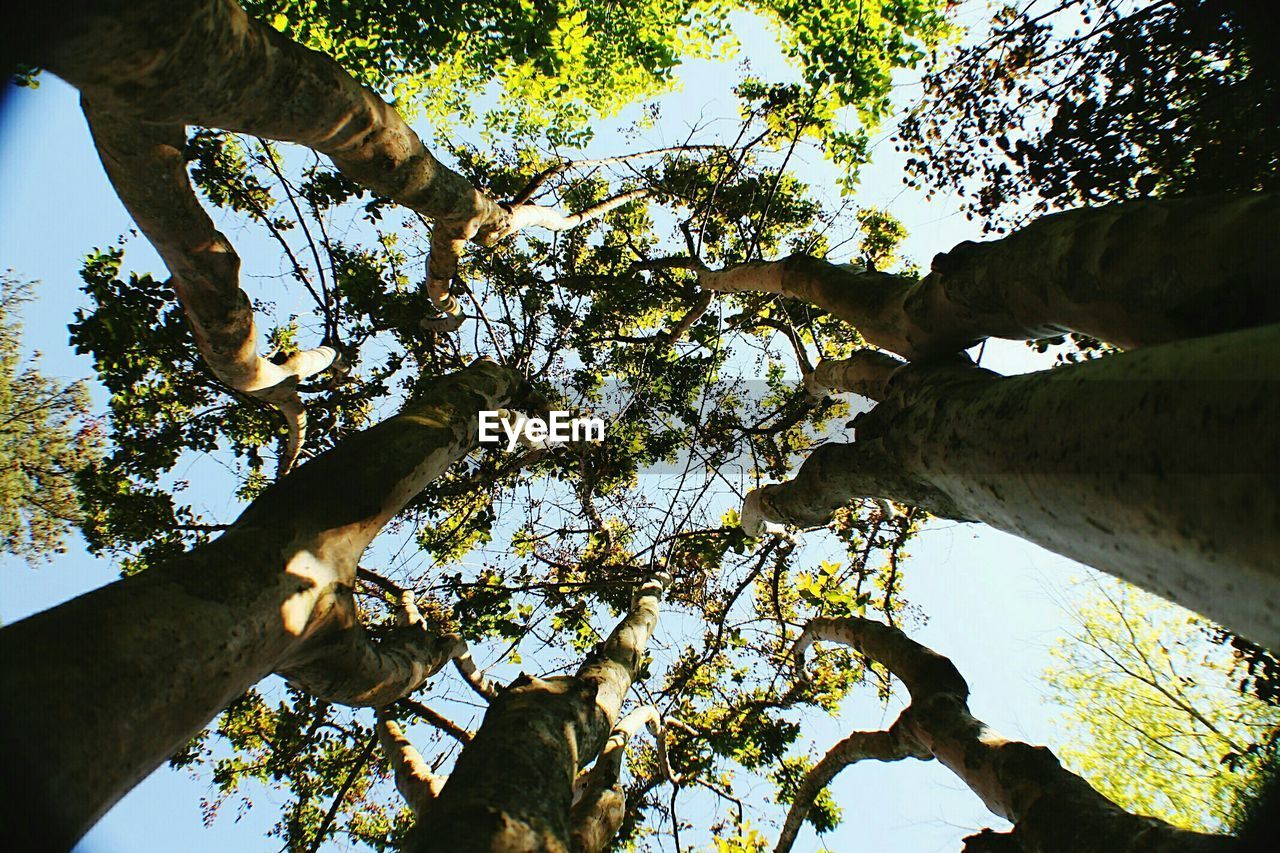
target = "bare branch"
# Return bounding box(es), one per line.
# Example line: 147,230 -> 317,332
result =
397,697 -> 473,746
508,188 -> 652,233
774,725 -> 925,853
451,641 -> 504,701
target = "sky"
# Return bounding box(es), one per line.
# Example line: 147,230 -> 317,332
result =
0,6 -> 1120,852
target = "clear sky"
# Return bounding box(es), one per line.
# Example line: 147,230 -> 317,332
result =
0,7 -> 1109,852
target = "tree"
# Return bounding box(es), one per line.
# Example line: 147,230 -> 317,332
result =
0,274 -> 100,564
1045,577 -> 1280,833
2,0 -> 1277,849
897,0 -> 1279,230
3,0 -> 952,846
0,359 -> 530,847
727,199 -> 1280,646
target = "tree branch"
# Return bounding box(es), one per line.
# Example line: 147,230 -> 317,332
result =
577,574 -> 669,724
738,439 -> 969,537
452,641 -> 504,701
508,188 -> 652,233
307,731 -> 376,853
27,0 -> 677,338
701,194 -> 1280,356
396,697 -> 473,746
774,725 -> 925,853
277,589 -> 461,707
790,616 -> 1239,852
803,350 -> 905,401
375,708 -> 447,818
413,573 -> 672,850
510,145 -> 722,205
83,104 -> 336,474
569,705 -> 662,853
697,195 -> 1280,359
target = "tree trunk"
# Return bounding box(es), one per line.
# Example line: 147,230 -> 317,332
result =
702,194 -> 1279,359
0,360 -> 522,848
791,617 -> 1238,852
412,577 -> 666,852
747,323 -> 1280,648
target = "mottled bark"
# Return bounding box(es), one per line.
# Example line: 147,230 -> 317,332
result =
0,360 -> 522,847
745,323 -> 1280,648
281,565 -> 467,705
377,710 -> 447,818
21,0 -> 652,328
84,102 -> 335,472
702,194 -> 1279,359
277,586 -> 460,706
803,350 -> 903,400
412,576 -> 667,852
569,706 -> 661,853
790,617 -> 1237,852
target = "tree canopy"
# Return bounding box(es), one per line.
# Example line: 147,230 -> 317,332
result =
1046,578 -> 1280,833
1,0 -> 1277,851
0,274 -> 100,565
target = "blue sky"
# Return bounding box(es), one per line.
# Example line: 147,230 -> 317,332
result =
0,8 -> 1111,852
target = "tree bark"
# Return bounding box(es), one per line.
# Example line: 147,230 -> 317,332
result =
0,360 -> 522,848
412,576 -> 667,852
377,710 -> 448,819
569,705 -> 660,853
745,323 -> 1280,648
791,617 -> 1238,852
802,350 -> 902,400
702,194 -> 1280,359
19,0 -> 654,328
84,102 -> 336,472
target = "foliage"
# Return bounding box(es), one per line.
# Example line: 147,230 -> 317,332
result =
752,0 -> 955,187
709,821 -> 771,851
38,0 -> 955,833
1045,576 -> 1280,832
245,0 -> 734,147
171,687 -> 409,849
0,274 -> 100,565
900,0 -> 1280,231
244,0 -> 953,178
65,93 -> 931,844
34,0 -> 1257,847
